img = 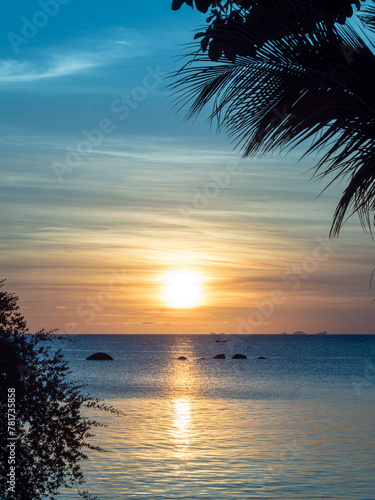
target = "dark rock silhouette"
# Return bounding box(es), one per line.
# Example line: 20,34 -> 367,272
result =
213,354 -> 225,359
257,356 -> 266,359
199,357 -> 206,360
232,354 -> 247,359
177,356 -> 187,360
86,352 -> 113,360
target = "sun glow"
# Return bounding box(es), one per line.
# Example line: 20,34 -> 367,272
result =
163,270 -> 203,308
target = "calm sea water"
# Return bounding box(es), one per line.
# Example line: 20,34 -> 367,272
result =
54,334 -> 375,500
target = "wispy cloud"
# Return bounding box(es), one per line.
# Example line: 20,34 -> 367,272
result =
0,28 -> 153,83
0,56 -> 95,82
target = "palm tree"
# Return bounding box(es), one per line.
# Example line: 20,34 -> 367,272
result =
170,0 -> 375,236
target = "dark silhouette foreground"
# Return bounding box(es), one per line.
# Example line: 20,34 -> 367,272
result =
0,280 -> 121,500
171,0 -> 375,236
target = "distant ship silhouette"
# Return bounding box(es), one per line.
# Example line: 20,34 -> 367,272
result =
213,332 -> 229,342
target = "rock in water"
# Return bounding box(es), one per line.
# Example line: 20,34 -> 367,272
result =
86,352 -> 113,360
177,356 -> 187,360
213,354 -> 226,359
232,354 -> 247,359
257,356 -> 266,359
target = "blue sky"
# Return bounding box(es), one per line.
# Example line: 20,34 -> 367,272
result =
0,0 -> 374,335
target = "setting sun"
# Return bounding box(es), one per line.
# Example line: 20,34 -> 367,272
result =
162,271 -> 203,308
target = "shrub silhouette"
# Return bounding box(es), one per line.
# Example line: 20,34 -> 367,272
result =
0,279 -> 121,500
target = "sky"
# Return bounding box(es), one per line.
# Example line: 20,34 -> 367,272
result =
0,0 -> 374,335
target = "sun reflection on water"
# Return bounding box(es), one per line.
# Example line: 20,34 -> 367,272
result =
171,398 -> 193,461
165,339 -> 199,462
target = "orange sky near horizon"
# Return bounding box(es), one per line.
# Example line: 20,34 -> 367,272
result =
1,1 -> 374,336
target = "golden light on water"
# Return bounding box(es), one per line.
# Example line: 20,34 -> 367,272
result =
171,398 -> 193,460
162,270 -> 203,308
173,399 -> 192,437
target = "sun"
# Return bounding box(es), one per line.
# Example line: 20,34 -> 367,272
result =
162,270 -> 203,308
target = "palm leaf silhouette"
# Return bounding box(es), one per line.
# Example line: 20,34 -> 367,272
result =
170,7 -> 375,236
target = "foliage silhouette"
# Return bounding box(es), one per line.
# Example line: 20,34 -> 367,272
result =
170,0 -> 375,236
0,279 -> 122,500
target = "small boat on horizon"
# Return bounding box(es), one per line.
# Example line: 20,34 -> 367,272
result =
215,333 -> 229,342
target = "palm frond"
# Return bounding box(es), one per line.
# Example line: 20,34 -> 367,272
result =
358,4 -> 375,32
169,17 -> 375,235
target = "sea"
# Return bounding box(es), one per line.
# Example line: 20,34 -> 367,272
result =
52,334 -> 375,500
